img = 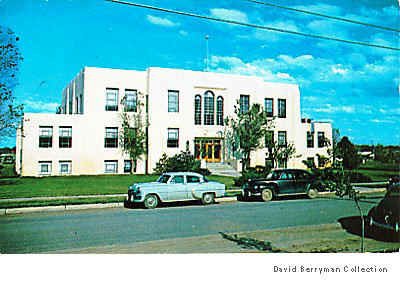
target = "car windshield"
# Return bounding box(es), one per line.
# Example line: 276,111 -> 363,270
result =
157,174 -> 171,183
266,171 -> 281,180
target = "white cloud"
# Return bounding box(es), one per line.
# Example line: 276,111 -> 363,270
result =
370,119 -> 396,124
210,8 -> 248,23
179,30 -> 188,36
22,100 -> 59,112
314,104 -> 355,114
331,64 -> 348,75
146,15 -> 179,27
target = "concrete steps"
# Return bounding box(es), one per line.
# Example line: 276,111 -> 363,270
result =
206,163 -> 241,177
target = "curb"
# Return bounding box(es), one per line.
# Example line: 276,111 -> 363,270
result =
0,197 -> 238,216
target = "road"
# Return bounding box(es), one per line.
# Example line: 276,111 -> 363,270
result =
0,197 -> 378,253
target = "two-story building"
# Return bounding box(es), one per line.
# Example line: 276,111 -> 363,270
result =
16,66 -> 332,176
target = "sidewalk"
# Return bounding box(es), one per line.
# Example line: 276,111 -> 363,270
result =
53,223 -> 400,253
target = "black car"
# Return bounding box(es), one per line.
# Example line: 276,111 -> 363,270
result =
238,169 -> 321,202
368,176 -> 400,237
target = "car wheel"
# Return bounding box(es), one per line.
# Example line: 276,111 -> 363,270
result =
144,194 -> 159,209
261,188 -> 273,202
201,193 -> 215,205
307,188 -> 318,199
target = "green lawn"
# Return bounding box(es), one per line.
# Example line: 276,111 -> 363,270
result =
356,169 -> 398,182
0,174 -> 235,199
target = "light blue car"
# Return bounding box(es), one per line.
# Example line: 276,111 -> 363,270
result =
126,172 -> 226,209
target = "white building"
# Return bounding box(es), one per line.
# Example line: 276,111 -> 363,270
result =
16,67 -> 332,177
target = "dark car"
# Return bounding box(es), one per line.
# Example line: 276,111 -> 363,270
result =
238,169 -> 321,202
368,176 -> 400,237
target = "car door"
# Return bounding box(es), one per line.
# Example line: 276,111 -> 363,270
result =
278,171 -> 295,194
167,175 -> 187,201
294,170 -> 311,193
185,175 -> 202,200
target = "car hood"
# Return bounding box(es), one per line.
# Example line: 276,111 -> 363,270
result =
129,182 -> 163,191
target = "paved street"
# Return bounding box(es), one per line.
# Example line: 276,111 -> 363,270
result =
0,197 -> 378,253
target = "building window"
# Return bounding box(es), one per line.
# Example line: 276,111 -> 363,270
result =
167,128 -> 179,148
307,131 -> 314,148
124,89 -> 137,112
216,96 -> 224,126
168,90 -> 179,112
278,99 -> 286,118
318,132 -> 325,148
79,94 -> 84,114
240,95 -> 250,114
59,160 -> 72,175
203,91 -> 214,125
105,88 -> 118,111
59,126 -> 72,148
124,160 -> 132,173
265,131 -> 274,148
104,160 -> 118,174
39,126 -> 53,148
39,161 -> 52,175
278,131 -> 287,146
104,127 -> 118,148
264,98 -> 273,117
194,95 -> 201,125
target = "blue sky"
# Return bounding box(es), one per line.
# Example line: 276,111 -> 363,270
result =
1,0 -> 399,147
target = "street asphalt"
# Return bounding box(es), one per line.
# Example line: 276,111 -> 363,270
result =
0,196 -> 380,253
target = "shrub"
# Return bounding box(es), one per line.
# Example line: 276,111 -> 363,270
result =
347,172 -> 372,183
153,151 -> 211,175
234,167 -> 270,186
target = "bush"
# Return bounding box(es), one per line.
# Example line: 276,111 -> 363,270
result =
234,167 -> 270,186
153,151 -> 211,176
347,171 -> 372,183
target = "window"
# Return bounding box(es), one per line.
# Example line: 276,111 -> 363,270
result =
39,126 -> 53,148
59,126 -> 72,148
307,131 -> 314,148
124,160 -> 132,173
168,90 -> 179,112
104,127 -> 118,148
171,175 -> 184,184
204,91 -> 214,125
104,160 -> 118,173
124,89 -> 137,112
79,94 -> 84,114
105,88 -> 118,111
167,128 -> 179,148
265,131 -> 274,148
278,131 -> 287,146
187,175 -> 201,183
194,95 -> 201,125
318,132 -> 325,148
240,95 -> 250,114
59,160 -> 72,175
264,98 -> 273,117
216,96 -> 224,126
278,99 -> 286,118
39,161 -> 52,175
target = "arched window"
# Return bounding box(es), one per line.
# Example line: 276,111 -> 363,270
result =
203,91 -> 214,125
216,96 -> 224,126
194,95 -> 201,125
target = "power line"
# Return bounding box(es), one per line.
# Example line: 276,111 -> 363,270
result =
245,0 -> 400,33
106,0 -> 400,51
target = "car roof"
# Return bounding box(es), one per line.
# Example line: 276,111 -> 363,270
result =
163,172 -> 203,176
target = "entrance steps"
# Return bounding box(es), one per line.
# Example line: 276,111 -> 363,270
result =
206,162 -> 241,177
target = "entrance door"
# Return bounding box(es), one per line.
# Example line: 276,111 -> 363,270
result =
194,139 -> 222,163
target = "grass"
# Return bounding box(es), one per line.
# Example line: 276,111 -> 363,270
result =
0,196 -> 125,209
356,169 -> 398,182
0,174 -> 235,200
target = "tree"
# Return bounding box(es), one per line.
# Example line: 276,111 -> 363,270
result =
330,128 -> 340,168
119,104 -> 147,174
265,141 -> 296,169
0,26 -> 23,137
225,103 -> 273,173
336,136 -> 360,170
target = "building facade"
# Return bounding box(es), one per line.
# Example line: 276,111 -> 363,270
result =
16,67 -> 332,177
